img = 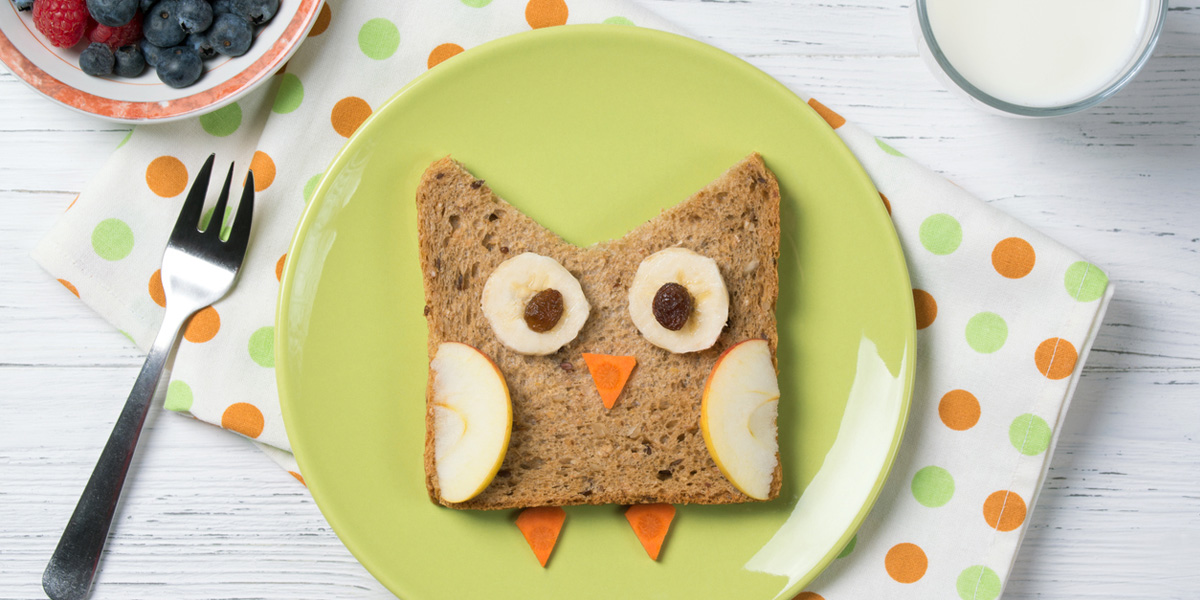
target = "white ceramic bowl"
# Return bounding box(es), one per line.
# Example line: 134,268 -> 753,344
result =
0,0 -> 324,122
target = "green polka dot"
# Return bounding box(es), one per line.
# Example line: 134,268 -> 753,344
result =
272,73 -> 304,114
460,0 -> 492,6
201,205 -> 233,241
199,102 -> 242,137
249,326 -> 275,367
1009,414 -> 1052,456
358,18 -> 400,60
956,565 -> 1002,600
603,16 -> 635,25
919,213 -> 962,255
911,465 -> 955,507
876,137 -> 904,156
91,218 -> 134,261
1064,261 -> 1108,302
836,535 -> 856,559
164,380 -> 193,412
965,312 -> 1007,353
116,129 -> 133,149
303,173 -> 323,203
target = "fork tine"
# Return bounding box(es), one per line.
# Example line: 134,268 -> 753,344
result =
171,154 -> 214,239
225,171 -> 255,254
204,163 -> 235,239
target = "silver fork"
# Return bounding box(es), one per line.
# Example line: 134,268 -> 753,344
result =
42,155 -> 255,600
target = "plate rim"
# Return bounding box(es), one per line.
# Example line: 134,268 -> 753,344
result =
0,0 -> 325,123
277,24 -> 916,598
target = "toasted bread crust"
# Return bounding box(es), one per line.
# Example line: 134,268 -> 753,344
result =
418,154 -> 781,509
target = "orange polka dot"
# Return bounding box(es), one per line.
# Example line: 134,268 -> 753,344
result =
184,306 -> 220,343
992,237 -> 1035,279
276,253 -> 287,281
880,192 -> 891,215
807,97 -> 845,129
58,279 -> 79,298
939,389 -> 980,431
884,543 -> 927,583
427,43 -> 464,69
1035,337 -> 1078,380
331,97 -> 372,138
249,151 -> 276,191
913,289 -> 937,329
525,0 -> 567,28
146,156 -> 188,198
66,194 -> 78,211
793,593 -> 825,600
288,471 -> 306,486
308,2 -> 331,36
983,490 -> 1027,532
221,402 -> 264,438
148,270 -> 166,307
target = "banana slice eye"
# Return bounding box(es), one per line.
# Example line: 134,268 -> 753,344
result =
628,248 -> 729,353
481,253 -> 590,355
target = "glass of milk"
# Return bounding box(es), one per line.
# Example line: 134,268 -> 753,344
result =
914,0 -> 1168,117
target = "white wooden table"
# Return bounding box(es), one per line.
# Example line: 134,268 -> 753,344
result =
2,2 -> 1198,598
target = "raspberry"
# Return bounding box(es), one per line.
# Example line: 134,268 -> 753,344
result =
33,0 -> 90,48
89,11 -> 142,49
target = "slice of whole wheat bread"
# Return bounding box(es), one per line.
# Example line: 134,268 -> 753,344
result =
417,153 -> 781,510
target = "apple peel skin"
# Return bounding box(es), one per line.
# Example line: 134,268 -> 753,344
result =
430,342 -> 514,503
700,339 -> 780,500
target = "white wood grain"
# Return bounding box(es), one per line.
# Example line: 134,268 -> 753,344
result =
2,1 -> 1199,598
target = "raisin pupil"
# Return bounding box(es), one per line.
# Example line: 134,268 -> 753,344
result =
653,282 -> 693,331
524,289 -> 564,333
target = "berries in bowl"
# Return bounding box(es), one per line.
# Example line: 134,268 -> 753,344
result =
0,0 -> 324,121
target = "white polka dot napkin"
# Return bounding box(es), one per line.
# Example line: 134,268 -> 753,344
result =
32,1 -> 1112,598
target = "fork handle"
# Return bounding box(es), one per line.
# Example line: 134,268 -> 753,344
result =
43,307 -> 192,600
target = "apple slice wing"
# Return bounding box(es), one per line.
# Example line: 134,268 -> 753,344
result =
700,339 -> 780,500
430,342 -> 513,503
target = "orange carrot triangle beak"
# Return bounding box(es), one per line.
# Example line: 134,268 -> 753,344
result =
582,353 -> 637,409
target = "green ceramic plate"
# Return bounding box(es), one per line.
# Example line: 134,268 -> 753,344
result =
278,25 -> 914,600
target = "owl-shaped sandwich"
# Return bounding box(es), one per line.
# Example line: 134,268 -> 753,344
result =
417,154 -> 781,510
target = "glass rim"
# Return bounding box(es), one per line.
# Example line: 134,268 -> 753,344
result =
914,0 -> 1169,117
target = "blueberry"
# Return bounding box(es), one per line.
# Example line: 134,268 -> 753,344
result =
211,0 -> 236,14
209,12 -> 253,57
175,0 -> 212,33
140,39 -> 167,67
231,0 -> 277,25
79,42 -> 115,76
86,0 -> 138,27
113,44 -> 146,77
139,0 -> 154,11
156,45 -> 203,88
185,32 -> 216,59
143,1 -> 187,47
11,0 -> 34,12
